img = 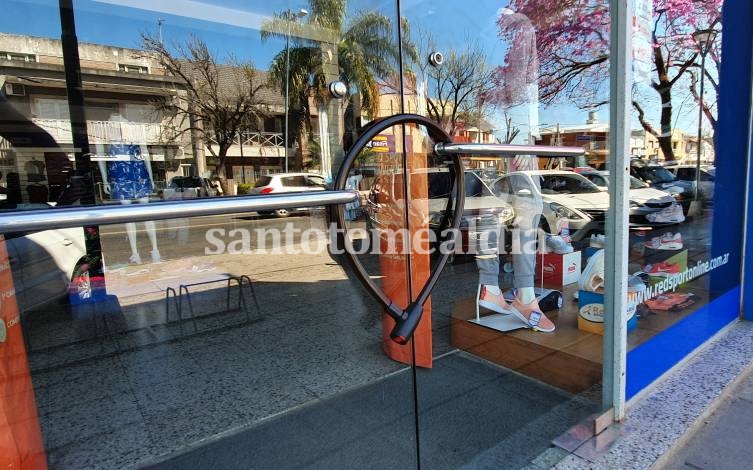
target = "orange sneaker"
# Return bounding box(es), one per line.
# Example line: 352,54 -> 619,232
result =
509,289 -> 556,332
478,285 -> 513,315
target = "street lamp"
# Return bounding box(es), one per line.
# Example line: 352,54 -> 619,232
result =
690,28 -> 717,215
284,8 -> 308,173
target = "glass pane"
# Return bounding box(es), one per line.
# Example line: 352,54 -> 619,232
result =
0,0 -> 418,468
401,2 -> 606,467
625,0 -> 738,398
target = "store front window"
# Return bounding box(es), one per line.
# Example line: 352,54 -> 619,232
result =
0,0 -> 746,468
623,0 -> 740,398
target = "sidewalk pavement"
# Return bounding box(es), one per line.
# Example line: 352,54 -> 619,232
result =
656,359 -> 753,470
554,320 -> 753,470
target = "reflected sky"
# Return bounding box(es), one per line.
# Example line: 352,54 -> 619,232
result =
0,0 -> 711,138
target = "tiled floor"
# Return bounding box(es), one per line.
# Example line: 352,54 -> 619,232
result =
24,224 -> 700,468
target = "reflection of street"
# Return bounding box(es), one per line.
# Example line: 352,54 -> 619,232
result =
99,210 -> 329,264
23,208 -> 718,469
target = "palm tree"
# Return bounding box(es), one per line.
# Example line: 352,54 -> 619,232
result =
261,0 -> 417,172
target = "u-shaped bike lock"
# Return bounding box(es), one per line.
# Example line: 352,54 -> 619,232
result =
330,114 -> 465,345
330,113 -> 586,344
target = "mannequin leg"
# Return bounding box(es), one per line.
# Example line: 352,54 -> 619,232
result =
475,224 -> 512,314
125,222 -> 141,264
120,199 -> 141,264
513,212 -> 539,303
144,220 -> 160,262
138,197 -> 160,263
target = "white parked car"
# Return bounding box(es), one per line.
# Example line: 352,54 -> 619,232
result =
4,204 -> 87,312
580,170 -> 685,226
249,173 -> 327,217
493,170 -> 609,241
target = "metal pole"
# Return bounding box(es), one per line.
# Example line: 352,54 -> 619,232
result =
284,19 -> 291,173
59,0 -> 93,192
605,0 -> 632,421
0,191 -> 357,232
696,52 -> 707,205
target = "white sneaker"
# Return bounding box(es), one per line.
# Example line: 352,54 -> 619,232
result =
645,232 -> 682,250
150,249 -> 162,263
129,253 -> 142,264
590,234 -> 606,248
646,203 -> 685,223
546,235 -> 574,254
579,249 -> 605,292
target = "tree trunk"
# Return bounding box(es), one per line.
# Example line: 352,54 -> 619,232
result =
215,145 -> 230,195
658,86 -> 675,161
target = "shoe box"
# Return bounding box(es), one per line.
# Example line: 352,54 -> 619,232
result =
577,290 -> 639,335
535,251 -> 581,285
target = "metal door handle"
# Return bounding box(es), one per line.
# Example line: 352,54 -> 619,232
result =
434,142 -> 585,157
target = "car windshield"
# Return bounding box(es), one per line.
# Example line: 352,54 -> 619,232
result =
170,177 -> 203,188
539,174 -> 601,194
636,166 -> 676,183
427,172 -> 493,199
583,173 -> 608,187
630,176 -> 649,189
307,175 -> 326,187
254,176 -> 272,187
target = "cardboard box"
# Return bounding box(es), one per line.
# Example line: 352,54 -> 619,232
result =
577,290 -> 638,335
535,251 -> 581,285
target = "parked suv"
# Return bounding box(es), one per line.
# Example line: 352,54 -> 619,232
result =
250,172 -> 327,217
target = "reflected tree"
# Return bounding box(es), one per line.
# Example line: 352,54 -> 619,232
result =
261,1 -> 416,171
140,33 -> 267,191
498,0 -> 722,161
415,30 -> 495,137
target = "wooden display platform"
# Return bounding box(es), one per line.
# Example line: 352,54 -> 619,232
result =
450,281 -> 708,394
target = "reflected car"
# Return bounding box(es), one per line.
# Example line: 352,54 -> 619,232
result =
366,170 -> 515,254
3,204 -> 87,312
579,170 -> 684,227
163,176 -> 219,199
492,170 -> 608,241
249,172 -> 327,217
630,160 -> 695,214
663,164 -> 715,201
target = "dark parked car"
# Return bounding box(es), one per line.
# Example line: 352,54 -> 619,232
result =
663,164 -> 715,201
630,160 -> 695,214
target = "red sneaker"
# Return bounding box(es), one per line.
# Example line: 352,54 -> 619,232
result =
643,261 -> 681,277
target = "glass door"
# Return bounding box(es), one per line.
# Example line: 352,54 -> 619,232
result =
0,1 -> 419,468
398,2 -> 608,467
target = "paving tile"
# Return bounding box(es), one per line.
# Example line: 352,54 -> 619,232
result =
46,421 -> 156,470
39,394 -> 142,449
682,400 -> 753,470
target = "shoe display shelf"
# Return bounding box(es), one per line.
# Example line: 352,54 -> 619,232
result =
450,249 -> 710,395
